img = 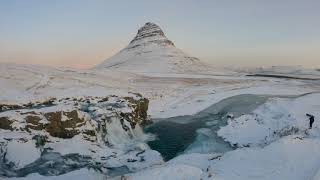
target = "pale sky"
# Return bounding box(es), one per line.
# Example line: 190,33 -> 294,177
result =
0,0 -> 319,69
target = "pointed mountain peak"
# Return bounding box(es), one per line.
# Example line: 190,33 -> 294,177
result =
127,22 -> 174,49
136,22 -> 165,38
96,22 -> 209,73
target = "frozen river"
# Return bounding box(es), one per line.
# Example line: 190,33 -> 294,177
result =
145,94 -> 269,160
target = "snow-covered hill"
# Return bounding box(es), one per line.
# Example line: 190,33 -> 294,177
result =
96,22 -> 210,73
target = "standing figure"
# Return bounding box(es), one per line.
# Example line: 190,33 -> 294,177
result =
306,114 -> 315,129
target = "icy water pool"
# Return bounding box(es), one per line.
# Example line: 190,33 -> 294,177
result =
145,94 -> 269,161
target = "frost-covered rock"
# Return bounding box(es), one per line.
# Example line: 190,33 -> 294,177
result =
128,22 -> 175,48
0,94 -> 150,140
0,94 -> 163,178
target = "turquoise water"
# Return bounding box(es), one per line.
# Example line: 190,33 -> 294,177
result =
145,94 -> 268,161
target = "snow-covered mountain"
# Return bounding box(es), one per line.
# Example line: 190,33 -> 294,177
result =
2,23 -> 320,180
96,22 -> 209,73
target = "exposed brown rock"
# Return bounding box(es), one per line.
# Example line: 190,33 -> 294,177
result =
26,115 -> 44,130
44,110 -> 85,139
41,98 -> 56,106
20,111 -> 37,115
98,97 -> 109,103
0,117 -> 13,130
124,96 -> 149,126
0,104 -> 22,112
0,95 -> 150,144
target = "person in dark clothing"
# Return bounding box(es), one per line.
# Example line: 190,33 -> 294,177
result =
306,114 -> 315,129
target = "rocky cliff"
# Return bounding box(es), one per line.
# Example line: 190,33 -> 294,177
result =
0,94 -> 162,178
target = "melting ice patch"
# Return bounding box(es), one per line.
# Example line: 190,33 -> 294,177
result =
184,128 -> 233,154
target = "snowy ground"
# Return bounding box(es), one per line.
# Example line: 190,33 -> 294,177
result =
1,63 -> 318,118
5,169 -> 105,180
1,63 -> 320,179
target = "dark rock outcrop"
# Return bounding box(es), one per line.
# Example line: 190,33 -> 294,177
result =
0,117 -> 13,130
124,96 -> 149,126
44,111 -> 85,139
128,22 -> 174,48
0,94 -> 150,140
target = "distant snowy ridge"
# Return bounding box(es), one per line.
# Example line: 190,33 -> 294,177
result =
96,22 -> 210,73
238,65 -> 320,79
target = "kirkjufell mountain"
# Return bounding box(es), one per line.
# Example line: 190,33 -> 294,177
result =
96,22 -> 209,73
